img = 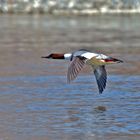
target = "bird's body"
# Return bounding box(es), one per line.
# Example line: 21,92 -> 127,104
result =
42,49 -> 123,94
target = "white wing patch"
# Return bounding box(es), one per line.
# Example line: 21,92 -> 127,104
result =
81,52 -> 98,59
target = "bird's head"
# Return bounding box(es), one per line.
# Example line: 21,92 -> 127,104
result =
41,53 -> 64,59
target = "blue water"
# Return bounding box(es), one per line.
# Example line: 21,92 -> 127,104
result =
0,75 -> 139,139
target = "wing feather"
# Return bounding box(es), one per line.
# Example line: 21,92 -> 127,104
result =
93,66 -> 107,94
67,57 -> 85,83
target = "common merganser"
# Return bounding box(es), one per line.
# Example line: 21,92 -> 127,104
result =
42,49 -> 123,94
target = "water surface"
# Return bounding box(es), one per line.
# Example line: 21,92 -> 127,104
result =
0,15 -> 140,140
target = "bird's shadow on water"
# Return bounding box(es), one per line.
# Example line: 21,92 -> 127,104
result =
70,102 -> 109,137
57,86 -> 110,135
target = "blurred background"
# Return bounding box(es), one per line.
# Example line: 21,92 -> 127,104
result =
0,0 -> 140,140
0,0 -> 140,14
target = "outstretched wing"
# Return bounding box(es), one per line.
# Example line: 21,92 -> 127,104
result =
93,65 -> 107,94
67,56 -> 85,83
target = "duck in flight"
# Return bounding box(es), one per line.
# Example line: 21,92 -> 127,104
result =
42,49 -> 123,94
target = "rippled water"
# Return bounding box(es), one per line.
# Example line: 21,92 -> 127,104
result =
0,15 -> 140,140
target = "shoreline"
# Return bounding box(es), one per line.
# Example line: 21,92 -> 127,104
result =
1,9 -> 140,15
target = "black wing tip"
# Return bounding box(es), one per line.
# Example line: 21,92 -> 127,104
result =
99,91 -> 103,94
96,75 -> 107,94
99,84 -> 107,93
94,66 -> 107,94
98,86 -> 104,94
99,82 -> 107,94
99,88 -> 105,94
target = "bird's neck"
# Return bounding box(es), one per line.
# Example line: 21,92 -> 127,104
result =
51,53 -> 65,59
64,53 -> 72,60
